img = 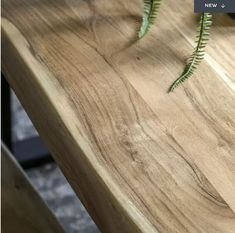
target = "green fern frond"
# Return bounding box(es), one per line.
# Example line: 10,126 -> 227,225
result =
169,13 -> 213,92
138,0 -> 162,38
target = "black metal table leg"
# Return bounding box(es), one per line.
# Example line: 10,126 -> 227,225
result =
1,74 -> 12,150
1,74 -> 52,168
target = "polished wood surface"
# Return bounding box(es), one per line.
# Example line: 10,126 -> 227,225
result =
1,144 -> 65,233
2,0 -> 235,232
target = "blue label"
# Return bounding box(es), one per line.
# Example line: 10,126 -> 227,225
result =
194,0 -> 235,13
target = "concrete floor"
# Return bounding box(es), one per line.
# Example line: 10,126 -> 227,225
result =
12,92 -> 100,233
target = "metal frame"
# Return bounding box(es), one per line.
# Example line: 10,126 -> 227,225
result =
1,74 -> 12,150
1,74 -> 53,168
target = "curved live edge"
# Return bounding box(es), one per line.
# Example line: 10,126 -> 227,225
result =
1,18 -> 155,233
2,0 -> 235,232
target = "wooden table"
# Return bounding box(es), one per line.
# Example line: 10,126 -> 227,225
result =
1,143 -> 66,233
2,0 -> 235,232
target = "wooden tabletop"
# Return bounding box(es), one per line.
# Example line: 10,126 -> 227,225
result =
2,0 -> 235,232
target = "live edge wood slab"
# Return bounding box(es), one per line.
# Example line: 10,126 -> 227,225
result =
2,0 -> 235,232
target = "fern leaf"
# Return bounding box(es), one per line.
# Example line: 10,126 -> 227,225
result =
169,13 -> 213,92
138,0 -> 162,38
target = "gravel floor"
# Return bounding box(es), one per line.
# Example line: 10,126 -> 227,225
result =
12,92 -> 100,233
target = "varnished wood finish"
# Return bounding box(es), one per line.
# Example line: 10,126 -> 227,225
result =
1,144 -> 65,233
2,0 -> 235,232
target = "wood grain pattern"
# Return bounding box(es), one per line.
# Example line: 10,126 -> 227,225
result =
2,0 -> 235,232
1,143 -> 65,233
163,0 -> 235,85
